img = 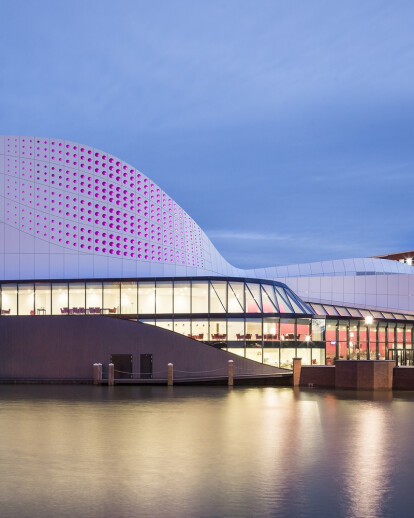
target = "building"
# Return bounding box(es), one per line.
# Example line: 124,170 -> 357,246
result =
1,135 -> 414,380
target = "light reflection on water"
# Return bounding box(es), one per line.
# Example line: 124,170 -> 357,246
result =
1,386 -> 414,518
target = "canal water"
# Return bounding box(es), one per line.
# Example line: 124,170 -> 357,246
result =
1,385 -> 414,518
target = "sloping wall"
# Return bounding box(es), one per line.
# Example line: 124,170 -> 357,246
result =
0,316 -> 287,380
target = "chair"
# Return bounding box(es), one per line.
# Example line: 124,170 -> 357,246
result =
245,334 -> 252,340
198,334 -> 204,340
108,307 -> 117,314
30,310 -> 35,316
61,307 -> 68,314
256,334 -> 263,339
94,307 -> 101,314
79,307 -> 85,314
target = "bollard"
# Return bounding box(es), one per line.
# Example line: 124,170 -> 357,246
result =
228,360 -> 234,386
108,363 -> 114,386
293,358 -> 302,387
93,363 -> 100,385
98,363 -> 102,382
168,363 -> 174,386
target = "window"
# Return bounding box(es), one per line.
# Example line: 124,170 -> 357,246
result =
52,284 -> 68,315
35,283 -> 51,315
138,282 -> 155,314
103,282 -> 120,314
86,283 -> 102,314
174,282 -> 190,314
121,282 -> 137,314
156,282 -> 173,314
192,282 -> 208,313
18,284 -> 34,315
69,283 -> 86,314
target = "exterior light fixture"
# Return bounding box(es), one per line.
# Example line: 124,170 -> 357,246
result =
365,315 -> 373,326
305,335 -> 311,343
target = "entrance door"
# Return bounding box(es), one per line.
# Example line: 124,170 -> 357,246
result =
140,354 -> 153,379
110,354 -> 133,379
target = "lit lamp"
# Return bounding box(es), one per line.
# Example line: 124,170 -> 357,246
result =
305,334 -> 311,344
365,315 -> 374,360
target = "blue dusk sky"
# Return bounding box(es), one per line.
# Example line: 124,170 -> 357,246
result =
1,0 -> 413,268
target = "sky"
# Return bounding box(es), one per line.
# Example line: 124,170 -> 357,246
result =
0,0 -> 413,269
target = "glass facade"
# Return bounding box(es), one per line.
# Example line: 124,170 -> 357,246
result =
0,278 -> 310,317
1,277 -> 413,367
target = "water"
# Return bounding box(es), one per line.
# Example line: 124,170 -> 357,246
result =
1,386 -> 414,518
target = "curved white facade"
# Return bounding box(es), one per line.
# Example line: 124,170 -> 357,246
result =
0,135 -> 239,280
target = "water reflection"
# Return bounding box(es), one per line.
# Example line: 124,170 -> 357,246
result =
1,386 -> 414,518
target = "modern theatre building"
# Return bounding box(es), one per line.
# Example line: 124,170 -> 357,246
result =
1,135 -> 414,381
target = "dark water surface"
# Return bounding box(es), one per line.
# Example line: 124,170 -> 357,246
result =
1,385 -> 414,518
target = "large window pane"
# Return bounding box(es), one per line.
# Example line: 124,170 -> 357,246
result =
103,282 -> 120,314
156,282 -> 173,314
228,318 -> 245,343
406,325 -> 413,349
191,282 -> 208,313
121,282 -> 137,314
378,323 -> 387,359
52,284 -> 68,315
280,348 -> 295,369
227,318 -> 245,358
397,325 -> 404,347
210,282 -> 226,313
86,283 -> 102,314
280,318 -> 295,342
228,282 -> 244,313
338,321 -> 348,360
246,283 -> 261,313
311,348 -> 325,365
264,317 -> 279,344
359,324 -> 368,360
246,319 -> 262,346
311,319 -> 325,343
18,284 -> 34,315
209,319 -> 226,342
349,322 -> 358,360
246,348 -> 263,362
263,348 -> 279,367
174,282 -> 190,314
261,284 -> 278,313
2,284 -> 17,315
297,318 -> 311,343
326,319 -> 337,364
297,348 -> 311,365
191,319 -> 208,340
69,283 -> 85,315
35,283 -> 51,315
369,322 -> 377,358
138,282 -> 155,314
387,323 -> 396,350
